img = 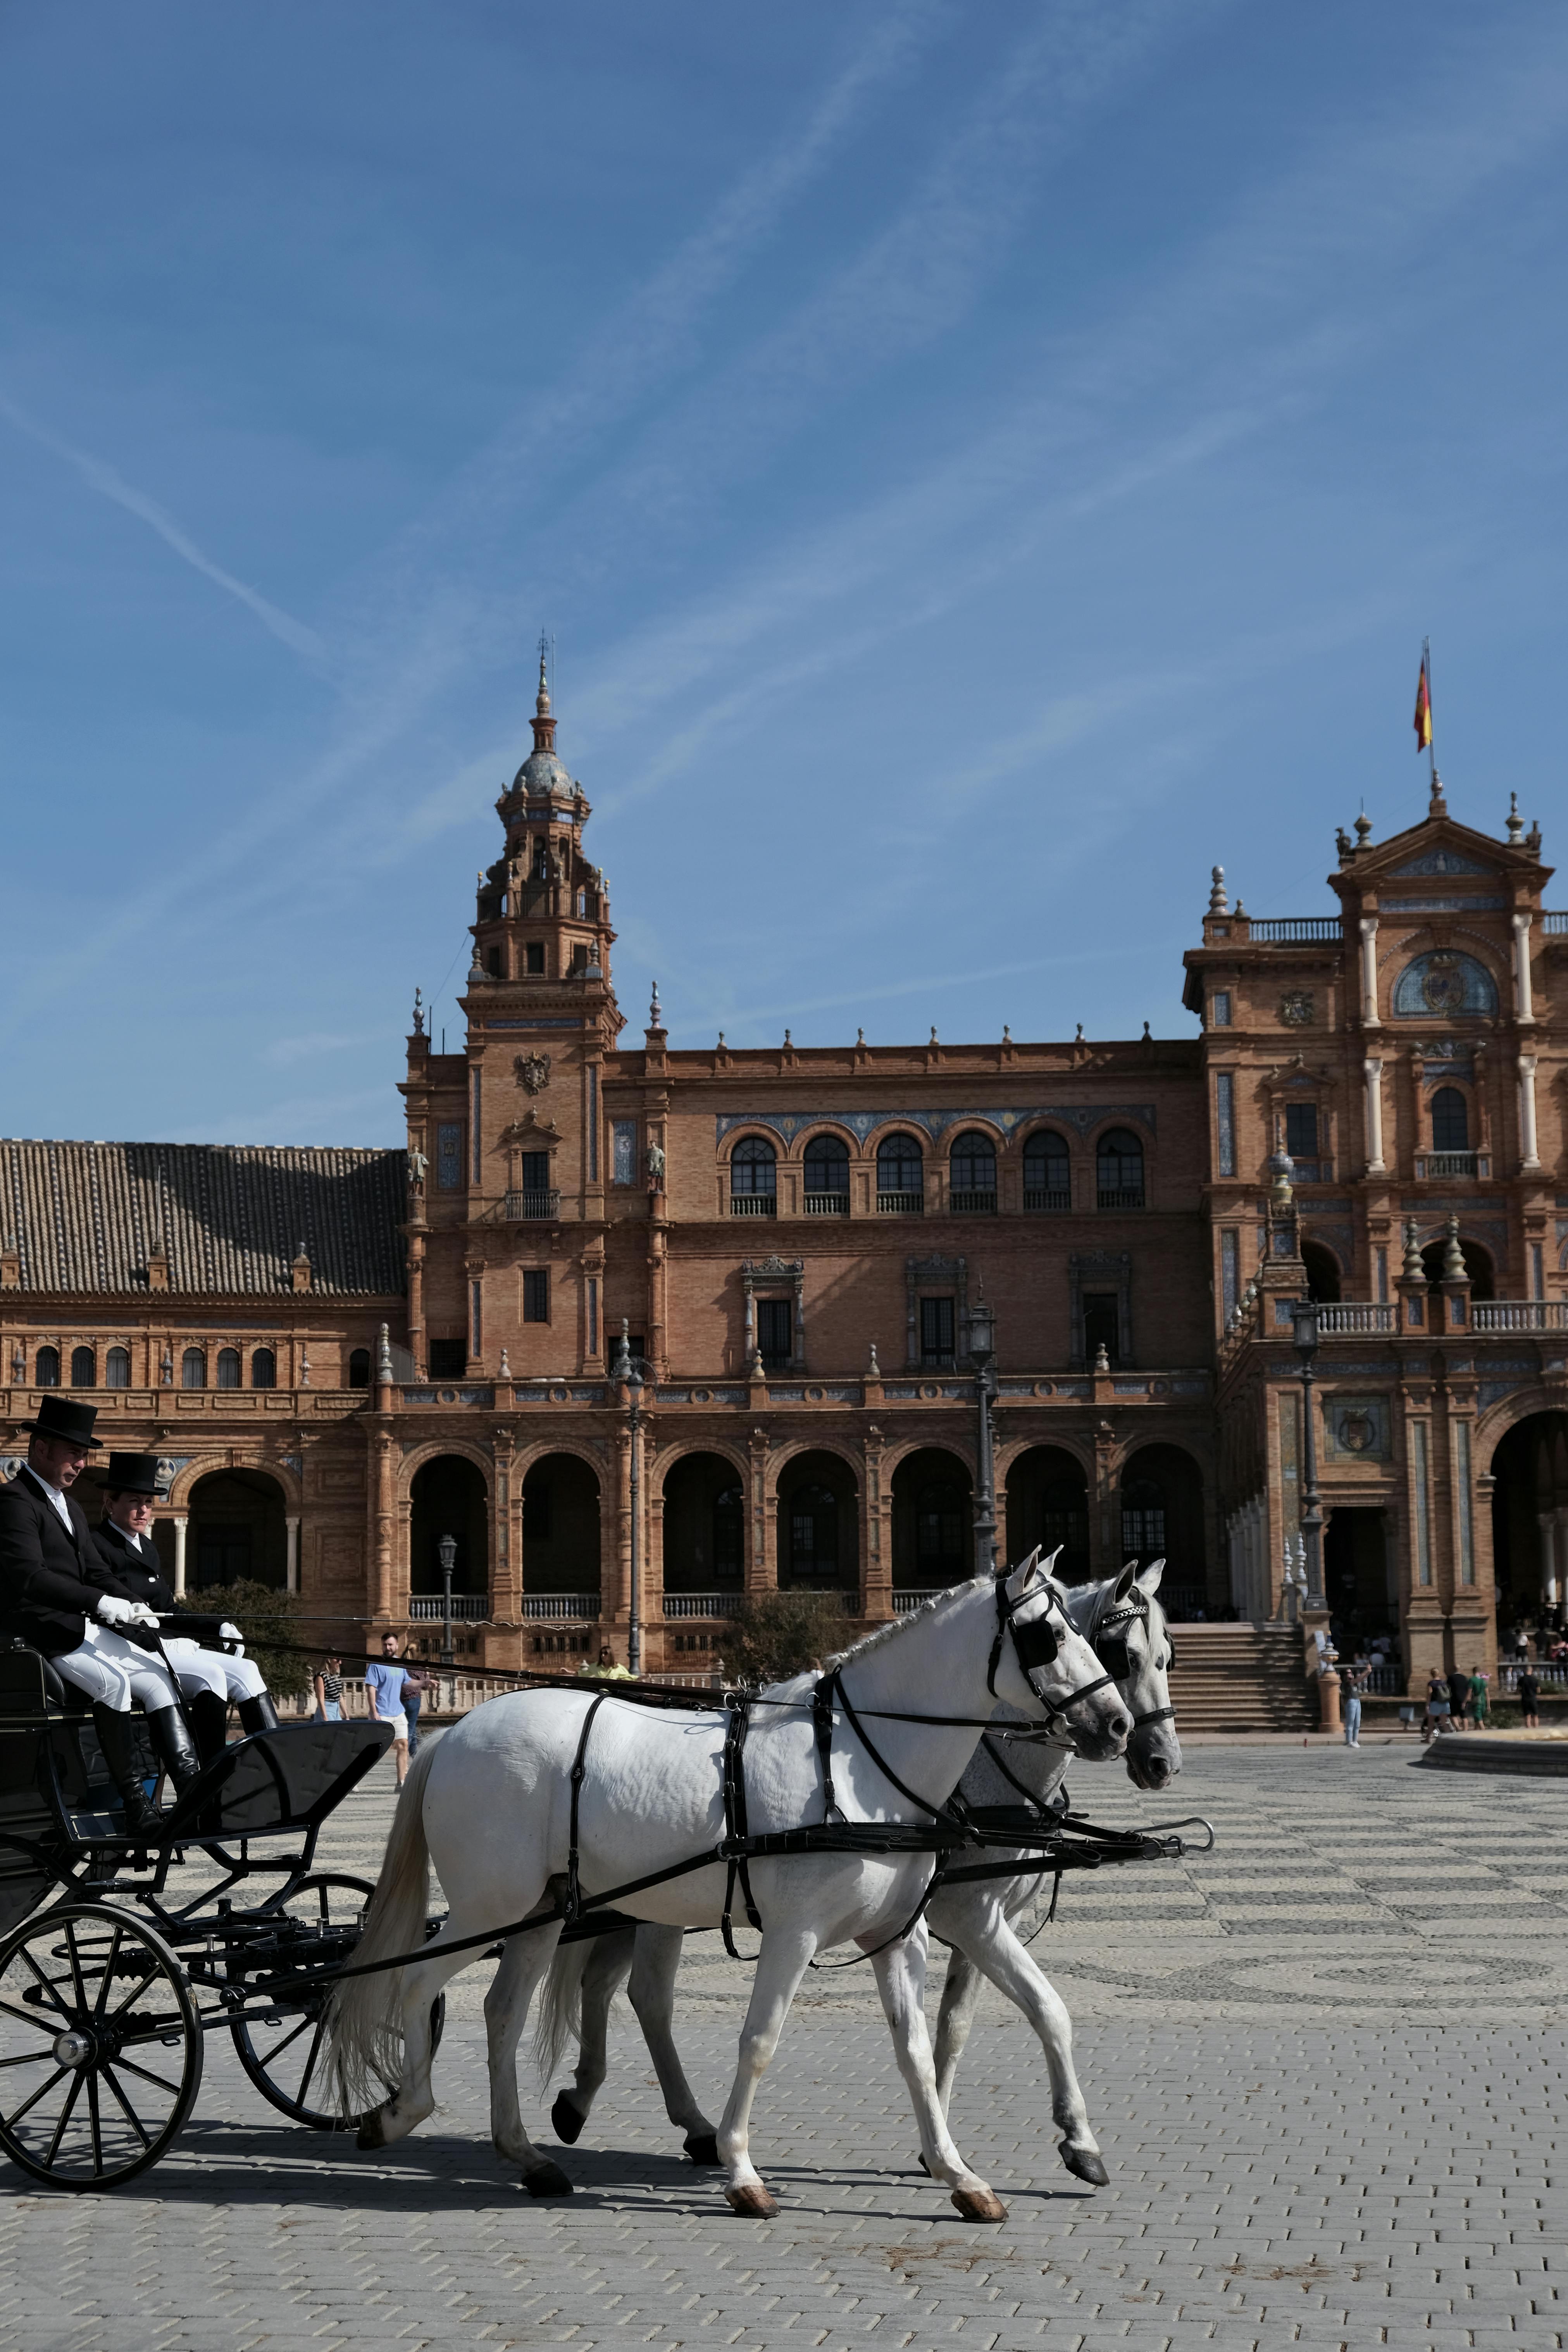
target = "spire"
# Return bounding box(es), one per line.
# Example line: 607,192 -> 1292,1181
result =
531,631 -> 557,757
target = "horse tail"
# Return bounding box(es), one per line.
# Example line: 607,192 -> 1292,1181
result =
324,1736 -> 441,2114
532,1934 -> 593,2087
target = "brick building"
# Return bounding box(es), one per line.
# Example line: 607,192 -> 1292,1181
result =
4,666 -> 1565,1713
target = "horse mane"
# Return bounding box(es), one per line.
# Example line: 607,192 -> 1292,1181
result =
825,1573 -> 993,1669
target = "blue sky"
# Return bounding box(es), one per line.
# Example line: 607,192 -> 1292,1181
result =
3,1 -> 1566,1145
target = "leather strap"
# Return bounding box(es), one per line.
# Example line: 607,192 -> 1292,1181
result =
566,1694 -> 605,1925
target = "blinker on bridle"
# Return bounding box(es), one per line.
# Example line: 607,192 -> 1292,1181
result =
986,1576 -> 1118,1721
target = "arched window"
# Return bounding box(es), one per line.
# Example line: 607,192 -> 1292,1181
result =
1023,1129 -> 1070,1210
251,1348 -> 276,1390
1097,1127 -> 1145,1209
216,1348 -> 241,1390
1432,1086 -> 1470,1153
729,1136 -> 776,1211
714,1484 -> 744,1578
348,1348 -> 371,1388
34,1347 -> 59,1387
69,1346 -> 96,1389
105,1347 -> 131,1390
1121,1474 -> 1166,1558
876,1133 -> 924,1210
916,1481 -> 968,1583
803,1134 -> 849,1210
181,1348 -> 206,1390
949,1130 -> 997,1210
788,1484 -> 839,1582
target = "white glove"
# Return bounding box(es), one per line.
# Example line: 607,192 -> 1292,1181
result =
219,1622 -> 241,1643
127,1604 -> 160,1629
95,1596 -> 134,1627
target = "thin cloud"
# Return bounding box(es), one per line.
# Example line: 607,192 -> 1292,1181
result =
0,389 -> 327,665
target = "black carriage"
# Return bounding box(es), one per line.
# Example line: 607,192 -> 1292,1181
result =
0,1647 -> 418,2190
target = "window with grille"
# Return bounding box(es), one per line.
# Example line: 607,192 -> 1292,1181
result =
1039,1477 -> 1089,1565
949,1130 -> 996,1207
437,1123 -> 463,1190
789,1484 -> 839,1580
1431,1086 -> 1469,1151
758,1298 -> 791,1368
70,1347 -> 96,1388
520,1151 -> 550,1194
877,1134 -> 923,1191
919,1296 -> 956,1367
1285,1102 -> 1319,1158
916,1482 -> 967,1582
1210,991 -> 1231,1027
182,1349 -> 206,1390
347,1349 -> 370,1387
1023,1130 -> 1070,1209
252,1348 -> 276,1389
1096,1128 -> 1144,1209
217,1349 -> 241,1390
803,1134 -> 849,1204
523,1269 -> 550,1323
1121,1476 -> 1165,1558
105,1347 -> 131,1390
428,1337 -> 466,1377
730,1138 -> 776,1194
1082,1293 -> 1120,1368
34,1347 -> 59,1387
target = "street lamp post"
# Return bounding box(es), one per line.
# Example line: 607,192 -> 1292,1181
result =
1291,1298 -> 1327,1612
968,1289 -> 998,1577
437,1531 -> 457,1667
614,1319 -> 645,1676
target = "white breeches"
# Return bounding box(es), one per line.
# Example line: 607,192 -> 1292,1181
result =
163,1637 -> 267,1704
53,1625 -> 182,1715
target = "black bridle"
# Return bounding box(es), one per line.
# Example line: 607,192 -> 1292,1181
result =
1088,1590 -> 1175,1733
984,1576 -> 1121,1726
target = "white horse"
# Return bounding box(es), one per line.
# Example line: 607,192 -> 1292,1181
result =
324,1554 -> 1130,2221
544,1560 -> 1177,2189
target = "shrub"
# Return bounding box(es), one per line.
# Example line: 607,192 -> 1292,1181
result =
174,1580 -> 310,1700
724,1590 -> 851,1686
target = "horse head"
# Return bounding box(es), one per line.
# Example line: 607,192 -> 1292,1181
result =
1095,1558 -> 1181,1792
995,1548 -> 1131,1761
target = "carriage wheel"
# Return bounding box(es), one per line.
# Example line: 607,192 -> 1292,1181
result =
230,1873 -> 444,2131
0,1901 -> 202,2189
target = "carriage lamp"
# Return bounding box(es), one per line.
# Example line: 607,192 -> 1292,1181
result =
438,1531 -> 458,1666
1290,1299 -> 1327,1612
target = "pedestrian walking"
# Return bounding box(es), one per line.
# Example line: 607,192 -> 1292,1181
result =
314,1652 -> 343,1722
365,1632 -> 413,1787
1423,1671 -> 1451,1743
1468,1667 -> 1490,1729
1447,1664 -> 1471,1730
1342,1659 -> 1367,1748
401,1657 -> 434,1755
1518,1665 -> 1541,1730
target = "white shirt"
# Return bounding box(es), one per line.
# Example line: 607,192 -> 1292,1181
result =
18,1463 -> 73,1532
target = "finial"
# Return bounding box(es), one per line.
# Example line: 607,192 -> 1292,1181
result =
857,1026 -> 865,1046
784,1028 -> 792,1048
1141,1020 -> 1151,1041
648,982 -> 662,1029
868,1340 -> 880,1377
717,1030 -> 725,1048
1354,811 -> 1373,846
376,1322 -> 393,1385
499,1346 -> 511,1380
929,1026 -> 938,1046
299,1348 -> 311,1389
1001,1023 -> 1011,1044
1208,865 -> 1229,915
1234,898 -> 1247,917
1075,1023 -> 1084,1043
1442,1212 -> 1466,1283
1429,769 -> 1447,818
536,630 -> 551,715
1092,1341 -> 1110,1374
1402,1217 -> 1425,1282
412,987 -> 424,1036
1506,791 -> 1523,844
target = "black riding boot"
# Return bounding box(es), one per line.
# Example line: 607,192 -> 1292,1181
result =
237,1692 -> 280,1737
186,1690 -> 230,1769
145,1705 -> 201,1796
91,1706 -> 160,1836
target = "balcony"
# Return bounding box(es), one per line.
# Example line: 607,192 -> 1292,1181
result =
1314,1303 -> 1398,1335
877,1190 -> 923,1215
1024,1187 -> 1071,1213
729,1194 -> 776,1217
1248,916 -> 1342,941
1473,1301 -> 1568,1332
408,1593 -> 489,1621
949,1189 -> 997,1214
1098,1187 -> 1145,1211
662,1592 -> 744,1619
503,1188 -> 560,1220
520,1592 -> 601,1620
894,1586 -> 958,1612
1413,1151 -> 1486,1180
803,1191 -> 849,1217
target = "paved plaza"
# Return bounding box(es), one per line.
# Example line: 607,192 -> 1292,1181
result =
1,1732 -> 1565,2350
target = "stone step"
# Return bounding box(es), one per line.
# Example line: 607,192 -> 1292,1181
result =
1167,1622 -> 1316,1732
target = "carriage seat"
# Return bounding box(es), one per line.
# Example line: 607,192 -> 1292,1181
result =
7,1641 -> 89,1714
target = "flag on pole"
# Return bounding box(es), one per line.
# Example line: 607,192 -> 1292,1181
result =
1414,648 -> 1432,752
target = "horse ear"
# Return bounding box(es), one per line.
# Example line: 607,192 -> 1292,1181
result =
1136,1556 -> 1166,1596
1114,1560 -> 1138,1602
1008,1545 -> 1042,1593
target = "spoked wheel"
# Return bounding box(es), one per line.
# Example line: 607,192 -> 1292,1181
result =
230,1873 -> 444,2131
0,1900 -> 202,2189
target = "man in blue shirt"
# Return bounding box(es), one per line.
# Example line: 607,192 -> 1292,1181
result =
365,1632 -> 412,1787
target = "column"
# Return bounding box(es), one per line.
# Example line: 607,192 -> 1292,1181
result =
1513,912 -> 1535,1024
1359,917 -> 1380,1024
1539,1513 -> 1558,1608
1363,1056 -> 1386,1175
172,1515 -> 188,1599
373,1430 -> 396,1620
285,1514 -> 300,1595
1518,1054 -> 1542,1170
1554,1506 -> 1568,1611
748,1428 -> 774,1594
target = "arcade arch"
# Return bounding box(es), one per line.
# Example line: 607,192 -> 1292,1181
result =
409,1454 -> 488,1598
521,1451 -> 602,1596
662,1450 -> 746,1594
1005,1445 -> 1090,1582
775,1448 -> 858,1594
891,1446 -> 972,1591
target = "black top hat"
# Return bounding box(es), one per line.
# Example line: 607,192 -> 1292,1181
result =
27,1396 -> 103,1451
102,1451 -> 163,1496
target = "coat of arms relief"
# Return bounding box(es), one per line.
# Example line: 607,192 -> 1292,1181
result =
514,1053 -> 551,1095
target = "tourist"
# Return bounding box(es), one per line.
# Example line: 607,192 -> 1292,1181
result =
1423,1671 -> 1451,1742
365,1632 -> 413,1787
402,1655 -> 435,1754
577,1643 -> 631,1681
314,1652 -> 343,1721
1342,1658 -> 1367,1749
1447,1663 -> 1471,1730
1518,1664 -> 1541,1730
1468,1666 -> 1490,1730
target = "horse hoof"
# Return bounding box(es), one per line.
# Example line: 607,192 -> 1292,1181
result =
355,2111 -> 386,2150
551,2091 -> 586,2146
950,2187 -> 1008,2224
1060,2143 -> 1110,2186
684,2132 -> 721,2167
523,2161 -> 574,2198
725,2183 -> 779,2218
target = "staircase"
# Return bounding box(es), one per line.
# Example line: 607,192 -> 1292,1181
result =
1167,1623 -> 1315,1732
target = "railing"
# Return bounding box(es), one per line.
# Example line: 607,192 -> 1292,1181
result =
1543,912 -> 1568,936
1248,916 -> 1342,941
1473,1301 -> 1568,1331
803,1192 -> 849,1216
1159,1585 -> 1210,1621
729,1194 -> 776,1216
1361,1664 -> 1404,1695
1414,1151 -> 1482,1179
520,1592 -> 601,1620
1314,1302 -> 1397,1334
893,1587 -> 955,1612
408,1593 -> 488,1621
503,1189 -> 560,1220
1024,1187 -> 1071,1213
1098,1187 -> 1145,1211
662,1592 -> 744,1619
1501,1660 -> 1568,1688
876,1190 -> 923,1215
949,1189 -> 997,1214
